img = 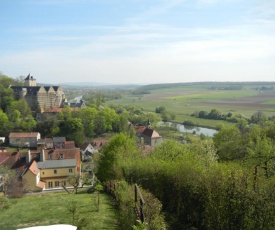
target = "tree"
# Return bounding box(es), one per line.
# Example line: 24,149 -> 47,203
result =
155,106 -> 166,114
213,125 -> 246,161
0,165 -> 26,198
60,118 -> 85,146
0,109 -> 10,136
21,115 -> 37,132
250,111 -> 268,124
67,198 -> 88,229
198,110 -> 208,118
97,133 -> 137,182
67,174 -> 81,194
0,74 -> 16,111
36,116 -> 60,137
208,109 -> 223,120
76,107 -> 98,137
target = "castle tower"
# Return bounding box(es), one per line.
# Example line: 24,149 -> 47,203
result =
24,74 -> 37,87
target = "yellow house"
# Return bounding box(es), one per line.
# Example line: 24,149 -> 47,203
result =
23,161 -> 45,191
22,147 -> 81,191
37,159 -> 78,189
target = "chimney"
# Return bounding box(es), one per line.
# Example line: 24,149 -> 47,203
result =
26,149 -> 31,163
40,149 -> 45,162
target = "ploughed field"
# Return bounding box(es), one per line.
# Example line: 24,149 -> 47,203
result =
108,86 -> 275,128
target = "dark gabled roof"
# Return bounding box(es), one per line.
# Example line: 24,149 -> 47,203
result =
80,142 -> 90,151
53,86 -> 61,91
37,138 -> 53,144
44,86 -> 51,91
53,137 -> 66,143
142,128 -> 161,138
24,74 -> 31,80
37,159 -> 76,169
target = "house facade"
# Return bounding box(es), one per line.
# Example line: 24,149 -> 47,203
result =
19,140 -> 81,191
38,159 -> 77,189
9,132 -> 41,148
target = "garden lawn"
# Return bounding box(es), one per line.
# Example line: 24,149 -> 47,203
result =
0,191 -> 119,230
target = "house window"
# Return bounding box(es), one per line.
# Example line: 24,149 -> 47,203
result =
55,181 -> 60,187
48,182 -> 53,188
54,169 -> 57,174
69,168 -> 73,173
48,154 -> 52,159
62,181 -> 66,186
60,153 -> 63,159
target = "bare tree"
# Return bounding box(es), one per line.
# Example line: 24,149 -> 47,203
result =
67,174 -> 81,194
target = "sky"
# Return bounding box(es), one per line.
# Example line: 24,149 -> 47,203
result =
0,0 -> 275,85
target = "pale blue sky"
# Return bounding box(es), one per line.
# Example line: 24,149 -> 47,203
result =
1,0 -> 274,84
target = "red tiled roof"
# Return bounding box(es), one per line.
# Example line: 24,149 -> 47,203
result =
37,181 -> 45,189
43,148 -> 81,172
92,139 -> 109,147
28,161 -> 39,175
0,153 -> 10,165
44,107 -> 79,113
64,141 -> 75,148
44,107 -> 63,113
135,125 -> 146,134
9,132 -> 40,138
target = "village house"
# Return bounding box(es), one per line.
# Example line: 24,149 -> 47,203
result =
37,137 -> 75,149
22,147 -> 81,190
80,142 -> 98,162
135,120 -> 163,147
141,128 -> 163,147
22,152 -> 45,191
9,132 -> 41,148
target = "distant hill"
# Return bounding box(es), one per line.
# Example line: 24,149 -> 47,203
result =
61,82 -> 143,90
61,82 -> 110,87
137,81 -> 275,91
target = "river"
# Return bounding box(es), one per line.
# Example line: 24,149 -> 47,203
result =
159,122 -> 218,137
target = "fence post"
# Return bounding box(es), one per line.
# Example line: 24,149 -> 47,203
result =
134,183 -> 146,223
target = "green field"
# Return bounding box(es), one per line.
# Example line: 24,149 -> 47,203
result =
0,191 -> 119,230
107,86 -> 275,129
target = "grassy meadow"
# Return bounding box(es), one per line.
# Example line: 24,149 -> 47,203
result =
107,84 -> 275,128
0,191 -> 119,230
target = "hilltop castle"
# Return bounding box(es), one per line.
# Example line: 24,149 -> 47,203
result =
11,74 -> 65,112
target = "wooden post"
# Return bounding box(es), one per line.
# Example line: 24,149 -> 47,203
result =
134,184 -> 146,223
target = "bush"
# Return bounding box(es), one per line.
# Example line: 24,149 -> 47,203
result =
105,180 -> 167,230
183,120 -> 195,126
